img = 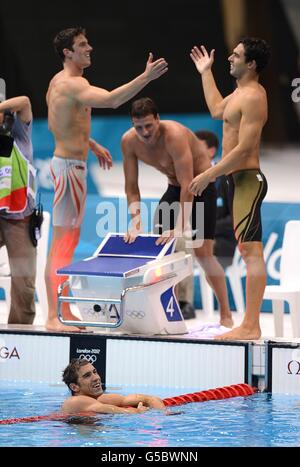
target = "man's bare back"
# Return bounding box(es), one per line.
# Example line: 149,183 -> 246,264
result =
47,71 -> 91,160
123,120 -> 211,185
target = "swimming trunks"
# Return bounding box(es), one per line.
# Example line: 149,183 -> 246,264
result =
153,183 -> 217,241
50,156 -> 87,228
226,169 -> 268,242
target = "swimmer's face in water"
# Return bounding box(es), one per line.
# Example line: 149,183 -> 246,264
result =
70,363 -> 104,397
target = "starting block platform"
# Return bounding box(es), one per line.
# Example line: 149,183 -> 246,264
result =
57,233 -> 193,335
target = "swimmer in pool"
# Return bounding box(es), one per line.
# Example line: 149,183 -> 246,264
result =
61,358 -> 166,414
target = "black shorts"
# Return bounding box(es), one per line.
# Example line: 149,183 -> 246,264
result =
153,183 -> 217,240
226,169 -> 268,243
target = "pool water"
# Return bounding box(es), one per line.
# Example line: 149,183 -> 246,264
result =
0,382 -> 300,447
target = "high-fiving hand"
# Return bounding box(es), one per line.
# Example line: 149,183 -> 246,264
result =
190,45 -> 215,74
144,52 -> 168,81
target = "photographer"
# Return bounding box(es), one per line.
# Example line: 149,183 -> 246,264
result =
0,95 -> 37,324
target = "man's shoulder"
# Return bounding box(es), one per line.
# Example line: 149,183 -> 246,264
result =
245,89 -> 267,115
163,120 -> 185,130
241,85 -> 266,104
51,75 -> 90,97
121,128 -> 136,146
62,394 -> 92,412
61,397 -> 73,412
239,86 -> 267,122
164,120 -> 187,133
163,120 -> 189,143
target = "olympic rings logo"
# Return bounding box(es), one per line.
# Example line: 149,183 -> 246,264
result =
82,305 -> 120,318
78,354 -> 97,364
83,307 -> 106,316
82,305 -> 108,316
126,310 -> 146,319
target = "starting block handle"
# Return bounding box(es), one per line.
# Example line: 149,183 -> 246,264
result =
57,280 -> 124,329
121,272 -> 177,298
57,272 -> 177,329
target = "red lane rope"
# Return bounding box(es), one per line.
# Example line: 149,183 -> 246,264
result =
0,411 -> 94,426
162,383 -> 255,407
0,413 -> 65,425
0,383 -> 255,425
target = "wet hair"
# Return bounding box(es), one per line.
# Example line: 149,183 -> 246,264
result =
62,358 -> 90,393
195,130 -> 219,150
130,97 -> 159,119
53,27 -> 86,62
239,37 -> 271,74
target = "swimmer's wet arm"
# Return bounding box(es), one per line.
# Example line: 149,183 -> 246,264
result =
76,54 -> 167,109
121,394 -> 166,411
166,133 -> 194,231
190,45 -> 231,119
87,401 -> 146,414
122,136 -> 142,230
63,398 -> 146,415
201,70 -> 230,119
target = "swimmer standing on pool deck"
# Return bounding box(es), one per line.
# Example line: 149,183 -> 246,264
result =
45,27 -> 168,332
189,37 -> 271,341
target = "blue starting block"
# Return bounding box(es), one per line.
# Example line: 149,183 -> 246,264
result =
57,233 -> 192,335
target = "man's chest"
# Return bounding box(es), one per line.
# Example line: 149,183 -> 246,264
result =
137,146 -> 173,170
223,95 -> 242,127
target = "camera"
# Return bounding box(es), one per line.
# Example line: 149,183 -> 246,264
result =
0,110 -> 14,136
0,110 -> 14,157
29,197 -> 44,247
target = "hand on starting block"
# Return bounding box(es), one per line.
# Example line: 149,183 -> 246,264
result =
156,229 -> 176,245
124,226 -> 144,244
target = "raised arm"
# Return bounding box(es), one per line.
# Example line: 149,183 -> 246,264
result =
190,46 -> 232,119
0,96 -> 32,123
77,53 -> 167,109
121,133 -> 142,243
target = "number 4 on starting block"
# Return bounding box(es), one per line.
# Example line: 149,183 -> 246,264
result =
160,288 -> 182,322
